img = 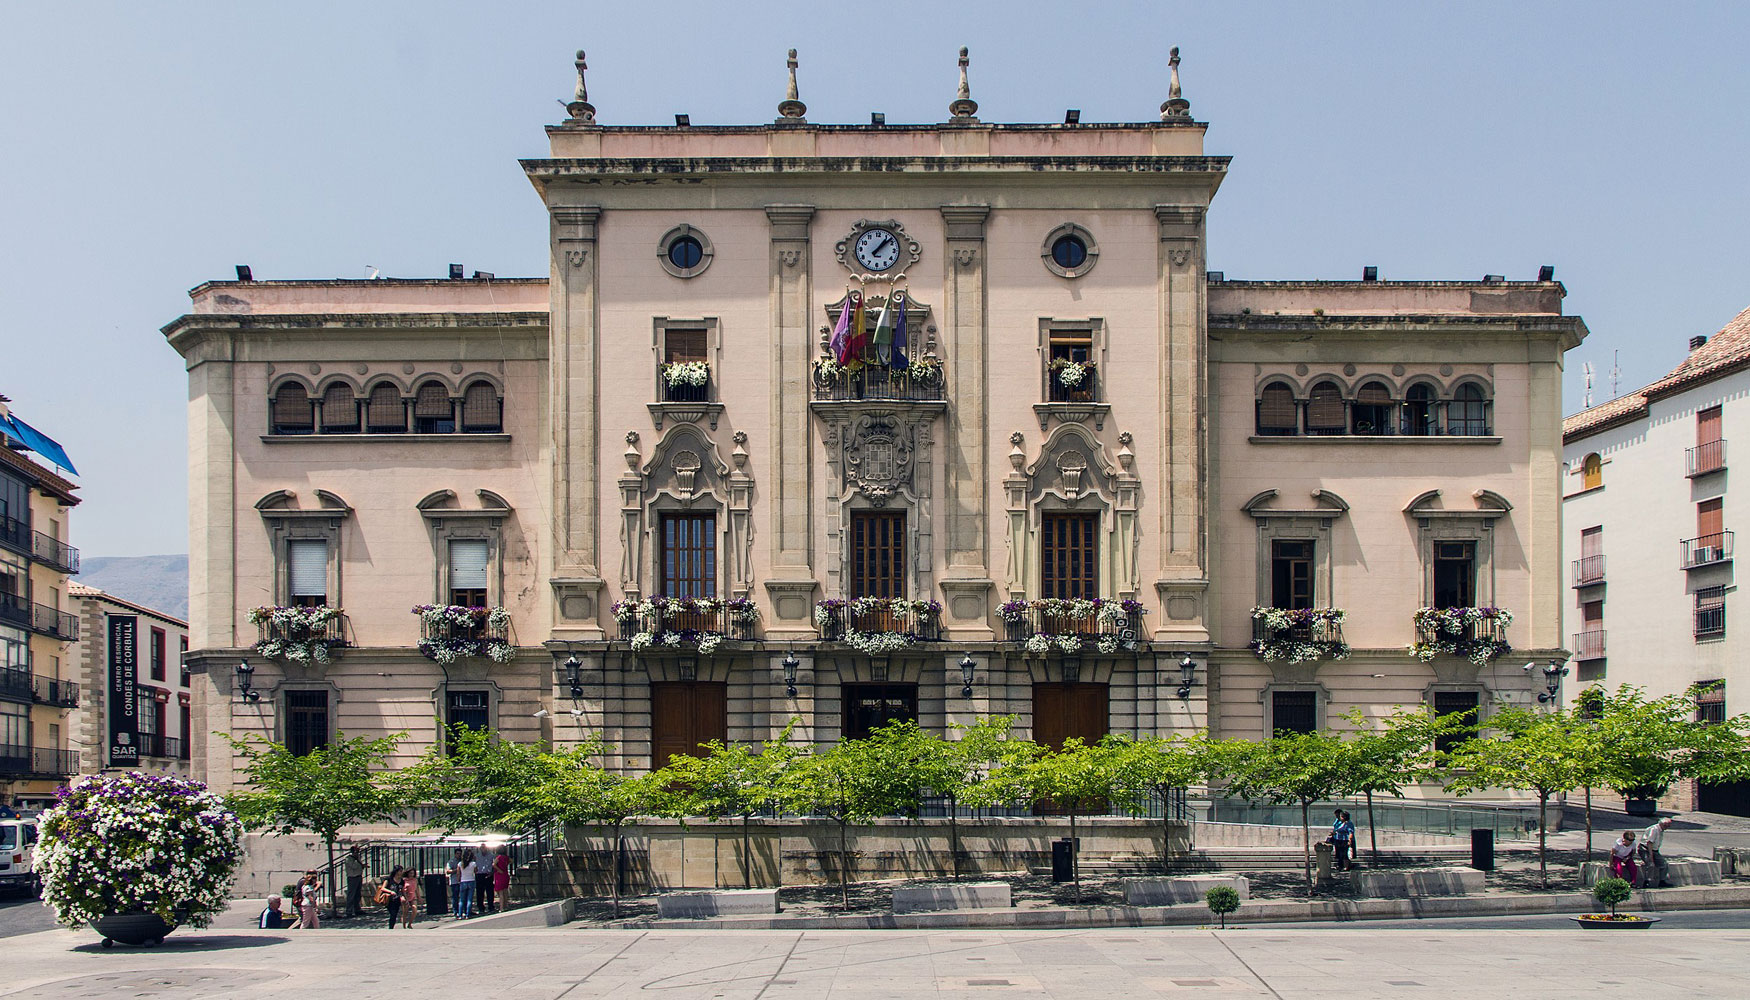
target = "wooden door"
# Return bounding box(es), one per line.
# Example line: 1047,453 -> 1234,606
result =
1041,512 -> 1099,600
849,511 -> 906,599
649,682 -> 728,770
1032,683 -> 1109,749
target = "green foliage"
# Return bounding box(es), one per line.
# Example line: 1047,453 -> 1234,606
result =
1106,733 -> 1219,807
1205,884 -> 1241,927
225,731 -> 410,844
1015,737 -> 1119,815
1585,685 -> 1750,796
409,725 -> 559,834
1339,707 -> 1455,799
1221,730 -> 1350,807
1592,876 -> 1633,915
659,721 -> 800,821
1440,705 -> 1590,800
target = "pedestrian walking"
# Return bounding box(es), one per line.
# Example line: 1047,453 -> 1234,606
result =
447,849 -> 463,915
379,865 -> 405,928
295,871 -> 321,929
454,850 -> 477,919
1642,817 -> 1674,887
345,845 -> 366,918
492,848 -> 511,911
258,894 -> 288,929
400,867 -> 421,928
1331,809 -> 1355,871
475,842 -> 495,913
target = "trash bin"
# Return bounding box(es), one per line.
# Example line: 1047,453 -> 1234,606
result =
1314,841 -> 1334,883
1051,838 -> 1077,883
1470,828 -> 1495,871
425,873 -> 449,917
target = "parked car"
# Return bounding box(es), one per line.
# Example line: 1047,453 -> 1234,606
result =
0,818 -> 40,896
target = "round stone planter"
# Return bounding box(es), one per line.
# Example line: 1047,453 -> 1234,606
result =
93,910 -> 180,948
1572,914 -> 1659,929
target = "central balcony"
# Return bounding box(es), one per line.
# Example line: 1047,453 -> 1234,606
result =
815,598 -> 943,656
1681,532 -> 1734,570
1250,608 -> 1349,664
811,363 -> 946,404
31,530 -> 79,574
1687,439 -> 1727,477
413,606 -> 515,664
1002,598 -> 1146,655
1411,607 -> 1513,663
616,597 -> 760,656
251,606 -> 350,663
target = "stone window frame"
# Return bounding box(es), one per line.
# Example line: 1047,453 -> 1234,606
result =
620,425 -> 754,601
1040,222 -> 1100,279
1034,318 -> 1111,431
1005,422 -> 1140,601
255,490 -> 352,609
656,224 -> 715,279
417,489 -> 514,607
1242,489 -> 1350,610
1404,489 -> 1510,608
270,679 -> 341,748
433,679 -> 503,751
1258,682 -> 1331,737
649,316 -> 725,429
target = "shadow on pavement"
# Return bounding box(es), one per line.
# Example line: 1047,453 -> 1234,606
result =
67,934 -> 290,953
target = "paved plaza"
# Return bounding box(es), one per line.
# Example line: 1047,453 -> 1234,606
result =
2,922 -> 1748,999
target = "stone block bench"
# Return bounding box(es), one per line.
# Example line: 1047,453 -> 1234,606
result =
1580,858 -> 1721,888
656,889 -> 780,918
1122,875 -> 1251,906
1352,868 -> 1484,898
891,883 -> 1013,914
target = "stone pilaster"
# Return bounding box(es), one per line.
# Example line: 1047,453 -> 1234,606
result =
549,205 -> 605,638
939,205 -> 994,638
1154,205 -> 1210,642
763,205 -> 818,636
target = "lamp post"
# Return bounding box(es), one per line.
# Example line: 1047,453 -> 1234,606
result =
782,651 -> 799,698
959,652 -> 977,699
235,660 -> 260,702
1537,658 -> 1570,706
563,655 -> 583,700
1175,653 -> 1198,699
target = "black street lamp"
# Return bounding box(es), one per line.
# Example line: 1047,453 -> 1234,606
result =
235,660 -> 260,702
1538,658 -> 1570,705
1175,653 -> 1198,699
563,655 -> 583,700
782,651 -> 799,698
959,652 -> 977,699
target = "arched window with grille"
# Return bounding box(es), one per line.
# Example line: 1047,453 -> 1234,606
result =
461,380 -> 503,433
1351,381 -> 1394,436
1402,383 -> 1437,436
365,383 -> 406,433
1256,382 -> 1299,436
1581,452 -> 1602,490
320,384 -> 359,433
1448,383 -> 1490,436
1305,381 -> 1346,436
413,380 -> 455,434
270,383 -> 314,436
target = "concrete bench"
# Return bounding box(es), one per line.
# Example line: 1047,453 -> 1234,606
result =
891,883 -> 1012,914
656,889 -> 780,918
1352,868 -> 1484,898
1580,858 -> 1721,888
1122,875 -> 1251,906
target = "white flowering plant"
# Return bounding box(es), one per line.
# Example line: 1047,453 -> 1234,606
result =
813,356 -> 847,385
815,598 -> 942,653
37,772 -> 243,930
662,361 -> 710,388
247,605 -> 343,664
614,596 -> 759,653
1049,358 -> 1093,390
1249,607 -> 1351,663
904,354 -> 945,385
1409,606 -> 1513,664
1001,598 -> 1146,652
412,604 -> 516,664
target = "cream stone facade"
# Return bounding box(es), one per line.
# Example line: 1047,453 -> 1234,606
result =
169,65 -> 1584,793
68,584 -> 193,779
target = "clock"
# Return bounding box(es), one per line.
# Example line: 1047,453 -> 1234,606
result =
854,228 -> 902,272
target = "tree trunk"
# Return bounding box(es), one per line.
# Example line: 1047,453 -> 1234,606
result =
1161,786 -> 1172,874
1584,786 -> 1594,863
743,814 -> 753,889
1300,800 -> 1312,894
611,823 -> 622,918
838,816 -> 850,909
324,836 -> 339,918
1366,789 -> 1379,864
1537,792 -> 1549,890
948,794 -> 961,881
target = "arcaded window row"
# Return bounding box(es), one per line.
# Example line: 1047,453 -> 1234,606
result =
269,378 -> 503,435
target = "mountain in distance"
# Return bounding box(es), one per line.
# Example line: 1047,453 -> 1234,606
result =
75,554 -> 189,621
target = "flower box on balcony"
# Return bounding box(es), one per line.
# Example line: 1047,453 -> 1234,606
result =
614,596 -> 760,655
247,606 -> 349,664
1249,607 -> 1350,663
815,598 -> 942,654
1001,597 -> 1146,654
1410,606 -> 1513,664
412,605 -> 515,664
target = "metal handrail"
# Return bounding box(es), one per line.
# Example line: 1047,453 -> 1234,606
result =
1687,439 -> 1727,477
1680,531 -> 1735,570
1251,614 -> 1345,645
1571,555 -> 1605,587
1572,629 -> 1606,661
812,365 -> 945,402
30,530 -> 79,573
616,602 -> 757,641
817,601 -> 943,641
31,675 -> 78,707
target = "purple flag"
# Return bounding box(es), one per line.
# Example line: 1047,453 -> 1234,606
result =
829,290 -> 859,365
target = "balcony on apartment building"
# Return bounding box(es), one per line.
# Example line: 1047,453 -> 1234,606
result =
816,599 -> 944,643
0,745 -> 78,778
0,669 -> 31,703
1681,531 -> 1735,570
1687,439 -> 1727,478
137,732 -> 187,761
0,515 -> 81,575
1572,629 -> 1607,662
31,675 -> 77,708
1571,555 -> 1605,588
0,592 -> 76,641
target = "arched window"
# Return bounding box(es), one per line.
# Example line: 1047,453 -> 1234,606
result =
413,380 -> 455,434
461,380 -> 503,433
1256,382 -> 1299,436
320,384 -> 358,433
1305,381 -> 1346,436
1581,453 -> 1602,490
1402,383 -> 1437,436
1449,383 -> 1490,436
270,383 -> 314,435
365,383 -> 406,434
1351,381 -> 1394,436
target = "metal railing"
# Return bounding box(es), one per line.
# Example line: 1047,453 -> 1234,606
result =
1688,439 -> 1727,477
30,601 -> 77,641
257,610 -> 350,648
659,375 -> 711,404
0,745 -> 78,777
817,601 -> 943,641
419,614 -> 511,645
1003,603 -> 1132,644
0,669 -> 31,702
1045,365 -> 1099,403
1251,614 -> 1345,646
0,592 -> 28,631
31,675 -> 77,707
0,515 -> 28,556
1696,604 -> 1726,640
30,530 -> 78,574
1681,531 -> 1734,570
1573,629 -> 1607,661
616,601 -> 757,641
1414,615 -> 1509,647
1203,795 -> 1541,841
137,733 -> 184,760
1571,555 -> 1605,587
812,365 -> 946,403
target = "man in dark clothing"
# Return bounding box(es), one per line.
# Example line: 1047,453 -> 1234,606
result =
345,846 -> 365,918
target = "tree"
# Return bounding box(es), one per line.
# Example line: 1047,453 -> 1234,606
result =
1220,730 -> 1350,892
1339,707 -> 1463,862
1592,876 -> 1632,917
522,739 -> 666,918
1205,885 -> 1241,928
408,724 -> 555,835
920,716 -> 1026,880
774,739 -> 898,909
658,723 -> 800,889
989,737 -> 1117,902
1107,733 -> 1220,872
1442,704 -> 1592,889
225,730 -> 410,916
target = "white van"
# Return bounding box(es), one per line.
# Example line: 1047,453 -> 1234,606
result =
0,818 -> 40,896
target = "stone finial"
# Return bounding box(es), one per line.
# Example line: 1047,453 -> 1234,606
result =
949,46 -> 979,120
1160,46 -> 1190,120
566,49 -> 597,123
777,49 -> 807,121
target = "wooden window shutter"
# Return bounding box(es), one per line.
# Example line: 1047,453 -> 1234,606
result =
1306,382 -> 1344,431
1356,381 -> 1391,405
366,384 -> 404,432
461,382 -> 501,432
1257,384 -> 1298,432
321,384 -> 358,430
413,382 -> 451,419
271,384 -> 313,431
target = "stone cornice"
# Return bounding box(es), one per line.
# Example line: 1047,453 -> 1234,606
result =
164,312 -> 549,359
521,155 -> 1231,178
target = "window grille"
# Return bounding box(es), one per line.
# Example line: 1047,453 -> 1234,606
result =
320,384 -> 358,432
1271,690 -> 1318,735
461,381 -> 502,433
285,690 -> 329,756
270,384 -> 314,434
366,384 -> 405,433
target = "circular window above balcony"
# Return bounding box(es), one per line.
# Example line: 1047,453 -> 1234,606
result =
657,225 -> 714,278
1041,223 -> 1099,279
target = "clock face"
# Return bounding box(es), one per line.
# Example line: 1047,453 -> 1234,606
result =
854,228 -> 902,271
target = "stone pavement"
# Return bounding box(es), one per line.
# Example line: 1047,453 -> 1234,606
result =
1,923 -> 1748,999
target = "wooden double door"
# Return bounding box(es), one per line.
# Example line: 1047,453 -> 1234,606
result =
649,681 -> 728,770
1032,682 -> 1109,815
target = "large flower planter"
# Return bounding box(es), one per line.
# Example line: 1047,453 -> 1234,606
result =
1573,915 -> 1659,929
94,910 -> 179,947
1623,798 -> 1658,817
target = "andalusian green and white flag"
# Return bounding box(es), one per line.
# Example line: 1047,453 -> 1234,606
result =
872,294 -> 895,365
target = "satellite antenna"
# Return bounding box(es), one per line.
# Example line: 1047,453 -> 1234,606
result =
1610,350 -> 1621,400
1582,362 -> 1594,409
365,266 -> 380,280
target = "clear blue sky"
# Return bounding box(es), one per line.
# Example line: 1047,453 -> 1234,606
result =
3,1 -> 1746,556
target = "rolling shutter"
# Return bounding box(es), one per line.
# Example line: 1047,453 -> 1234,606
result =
288,540 -> 327,599
449,539 -> 489,591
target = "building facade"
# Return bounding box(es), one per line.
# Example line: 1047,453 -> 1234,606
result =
0,396 -> 82,808
170,57 -> 1583,794
1562,305 -> 1749,814
68,584 -> 193,778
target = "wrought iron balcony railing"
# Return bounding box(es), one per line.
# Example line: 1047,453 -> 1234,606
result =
660,375 -> 711,404
1572,629 -> 1607,661
816,600 -> 943,642
0,669 -> 31,702
1687,439 -> 1727,477
138,733 -> 184,760
32,675 -> 77,708
0,745 -> 78,777
1045,365 -> 1099,404
812,366 -> 946,403
1681,531 -> 1734,570
1,593 -> 77,640
30,530 -> 79,574
615,599 -> 758,641
1001,599 -> 1142,645
255,610 -> 350,648
1413,612 -> 1510,648
1571,555 -> 1605,587
1251,615 -> 1346,646
0,514 -> 28,555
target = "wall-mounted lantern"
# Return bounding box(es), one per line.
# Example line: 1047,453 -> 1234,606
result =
1175,653 -> 1198,699
235,660 -> 261,703
782,651 -> 799,698
959,652 -> 977,699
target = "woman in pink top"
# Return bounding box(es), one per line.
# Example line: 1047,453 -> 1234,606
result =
492,850 -> 510,902
400,868 -> 420,927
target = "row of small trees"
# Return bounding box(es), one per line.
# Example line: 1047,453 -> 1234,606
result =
222,684 -> 1750,912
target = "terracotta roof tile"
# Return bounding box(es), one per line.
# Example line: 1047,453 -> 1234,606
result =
1564,304 -> 1750,442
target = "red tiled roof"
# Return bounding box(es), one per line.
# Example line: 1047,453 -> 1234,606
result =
1564,304 -> 1750,442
